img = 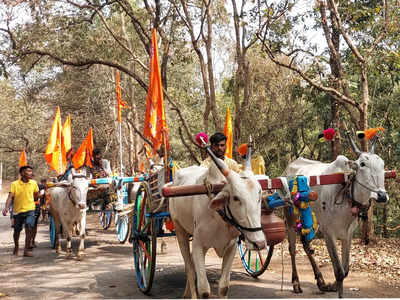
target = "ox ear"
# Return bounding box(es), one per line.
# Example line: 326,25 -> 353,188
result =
346,160 -> 359,171
209,191 -> 229,211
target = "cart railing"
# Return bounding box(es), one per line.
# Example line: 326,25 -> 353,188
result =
161,170 -> 396,198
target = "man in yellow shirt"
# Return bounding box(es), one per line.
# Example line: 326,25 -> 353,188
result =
200,132 -> 242,173
2,165 -> 39,257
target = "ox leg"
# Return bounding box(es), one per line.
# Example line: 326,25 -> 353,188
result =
300,236 -> 328,292
192,238 -> 210,298
55,220 -> 62,253
284,208 -> 302,293
341,236 -> 352,278
218,240 -> 236,298
174,222 -> 197,298
324,235 -> 345,297
77,211 -> 86,259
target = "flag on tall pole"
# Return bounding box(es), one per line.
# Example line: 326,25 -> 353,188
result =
62,114 -> 72,155
72,128 -> 94,169
115,69 -> 129,123
143,28 -> 170,153
44,107 -> 66,174
19,149 -> 27,167
223,107 -> 233,159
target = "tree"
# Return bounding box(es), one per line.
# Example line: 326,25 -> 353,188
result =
256,0 -> 396,244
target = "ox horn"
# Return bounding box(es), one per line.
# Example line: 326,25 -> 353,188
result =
369,136 -> 377,154
346,131 -> 361,156
199,136 -> 230,177
244,136 -> 253,172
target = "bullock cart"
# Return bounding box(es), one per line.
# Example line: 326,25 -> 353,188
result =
48,175 -> 148,248
88,175 -> 148,244
132,167 -> 396,295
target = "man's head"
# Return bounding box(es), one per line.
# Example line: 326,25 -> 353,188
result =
19,165 -> 33,180
93,148 -> 102,165
210,132 -> 227,159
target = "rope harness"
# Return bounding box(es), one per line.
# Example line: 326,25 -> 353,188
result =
203,178 -> 263,249
66,174 -> 88,209
335,172 -> 374,221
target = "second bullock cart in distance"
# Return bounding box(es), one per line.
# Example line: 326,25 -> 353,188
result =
128,166 -> 396,295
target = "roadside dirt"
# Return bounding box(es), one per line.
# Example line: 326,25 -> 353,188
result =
0,181 -> 399,299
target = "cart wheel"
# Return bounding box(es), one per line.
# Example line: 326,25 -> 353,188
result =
49,215 -> 56,249
132,182 -> 156,294
99,210 -> 112,229
237,236 -> 274,277
116,214 -> 130,244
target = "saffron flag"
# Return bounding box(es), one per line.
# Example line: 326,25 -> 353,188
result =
116,69 -> 129,123
72,128 -> 94,169
143,29 -> 170,153
223,107 -> 233,158
44,107 -> 66,174
19,149 -> 27,167
62,114 -> 72,155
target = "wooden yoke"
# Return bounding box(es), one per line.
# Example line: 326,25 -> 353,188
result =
162,170 -> 397,198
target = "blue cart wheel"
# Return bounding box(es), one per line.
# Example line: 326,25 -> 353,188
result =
237,237 -> 274,278
49,215 -> 56,249
132,182 -> 156,294
99,210 -> 112,229
116,214 -> 130,244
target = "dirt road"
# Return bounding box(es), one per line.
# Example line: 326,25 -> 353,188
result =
0,182 -> 399,299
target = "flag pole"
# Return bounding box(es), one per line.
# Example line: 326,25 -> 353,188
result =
162,130 -> 169,183
119,120 -> 124,177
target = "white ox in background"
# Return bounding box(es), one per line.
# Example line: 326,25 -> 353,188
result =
170,155 -> 265,298
283,138 -> 388,298
49,168 -> 89,259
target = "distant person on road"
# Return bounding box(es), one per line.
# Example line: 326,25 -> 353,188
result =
87,148 -> 115,210
2,165 -> 39,257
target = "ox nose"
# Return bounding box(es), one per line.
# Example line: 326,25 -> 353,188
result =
376,191 -> 388,203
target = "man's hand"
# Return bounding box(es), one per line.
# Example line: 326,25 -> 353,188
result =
2,207 -> 8,216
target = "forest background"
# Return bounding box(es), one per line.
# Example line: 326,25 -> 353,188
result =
0,0 -> 399,241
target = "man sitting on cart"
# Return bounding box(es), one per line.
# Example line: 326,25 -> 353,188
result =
200,132 -> 242,173
87,148 -> 117,210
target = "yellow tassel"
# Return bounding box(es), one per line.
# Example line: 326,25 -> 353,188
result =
312,212 -> 318,231
301,228 -> 310,235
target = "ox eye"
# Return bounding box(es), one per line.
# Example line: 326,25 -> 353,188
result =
360,162 -> 366,167
233,196 -> 240,202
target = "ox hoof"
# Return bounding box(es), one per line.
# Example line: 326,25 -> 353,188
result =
293,284 -> 303,294
200,292 -> 209,299
77,252 -> 85,260
320,282 -> 337,292
218,286 -> 229,298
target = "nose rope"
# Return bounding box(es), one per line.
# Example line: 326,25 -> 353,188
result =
354,176 -> 384,194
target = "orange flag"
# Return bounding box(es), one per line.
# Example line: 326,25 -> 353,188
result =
44,107 -> 66,174
19,149 -> 27,167
143,29 -> 170,153
62,114 -> 72,155
72,128 -> 94,169
223,107 -> 233,158
116,69 -> 129,123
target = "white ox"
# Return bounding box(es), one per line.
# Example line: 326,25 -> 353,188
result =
49,168 -> 89,259
170,152 -> 265,298
283,137 -> 388,298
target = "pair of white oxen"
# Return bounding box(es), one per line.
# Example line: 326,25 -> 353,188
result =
49,137 -> 388,299
170,137 -> 388,299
